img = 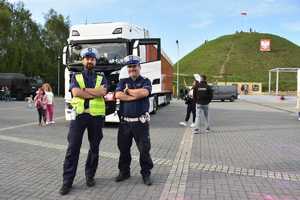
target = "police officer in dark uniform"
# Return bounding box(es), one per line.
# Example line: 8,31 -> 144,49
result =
59,48 -> 107,195
115,55 -> 154,186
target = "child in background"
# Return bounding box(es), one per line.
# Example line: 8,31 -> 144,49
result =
43,83 -> 55,124
34,88 -> 47,126
26,95 -> 34,109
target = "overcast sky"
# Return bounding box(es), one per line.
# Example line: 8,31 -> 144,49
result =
7,0 -> 300,63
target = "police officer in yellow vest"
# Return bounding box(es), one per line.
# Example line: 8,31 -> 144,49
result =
60,48 -> 107,195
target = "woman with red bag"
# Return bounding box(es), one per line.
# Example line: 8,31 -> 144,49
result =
34,87 -> 48,126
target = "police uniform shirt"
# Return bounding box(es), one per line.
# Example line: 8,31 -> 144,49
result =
70,69 -> 107,109
116,76 -> 152,118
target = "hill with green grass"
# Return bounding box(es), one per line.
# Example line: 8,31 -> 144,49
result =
176,32 -> 300,91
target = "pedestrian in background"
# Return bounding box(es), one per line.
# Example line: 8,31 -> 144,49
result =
0,86 -> 5,101
179,82 -> 196,128
25,95 -> 34,109
43,83 -> 55,124
4,86 -> 11,101
193,75 -> 213,134
34,88 -> 47,126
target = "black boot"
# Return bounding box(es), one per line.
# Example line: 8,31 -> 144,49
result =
86,177 -> 96,187
59,184 -> 71,195
143,176 -> 152,186
115,173 -> 130,182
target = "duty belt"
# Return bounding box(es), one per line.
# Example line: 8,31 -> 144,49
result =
83,109 -> 90,114
122,112 -> 150,123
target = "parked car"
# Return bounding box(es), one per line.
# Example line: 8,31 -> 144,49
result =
211,85 -> 238,102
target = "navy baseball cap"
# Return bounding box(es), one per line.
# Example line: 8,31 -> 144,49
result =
124,55 -> 141,65
80,48 -> 99,59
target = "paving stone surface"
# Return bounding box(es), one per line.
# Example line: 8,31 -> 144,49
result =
0,98 -> 300,200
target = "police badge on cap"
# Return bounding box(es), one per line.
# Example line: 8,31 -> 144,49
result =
124,55 -> 141,65
80,48 -> 99,59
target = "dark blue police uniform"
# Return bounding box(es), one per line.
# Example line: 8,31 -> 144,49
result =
62,69 -> 107,187
116,76 -> 154,177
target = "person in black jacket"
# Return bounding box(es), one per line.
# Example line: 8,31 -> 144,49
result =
179,84 -> 196,127
192,75 -> 213,134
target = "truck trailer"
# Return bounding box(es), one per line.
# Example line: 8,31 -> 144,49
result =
62,22 -> 173,122
0,73 -> 38,100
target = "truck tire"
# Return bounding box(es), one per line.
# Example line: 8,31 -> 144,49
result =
166,94 -> 172,104
230,96 -> 235,102
162,95 -> 168,106
151,96 -> 158,114
16,92 -> 24,101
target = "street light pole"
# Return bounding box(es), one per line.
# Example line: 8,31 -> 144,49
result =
57,56 -> 61,96
176,40 -> 180,99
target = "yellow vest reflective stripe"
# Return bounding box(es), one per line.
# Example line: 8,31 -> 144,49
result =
71,73 -> 105,116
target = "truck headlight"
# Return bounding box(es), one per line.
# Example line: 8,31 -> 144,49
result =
72,30 -> 80,36
112,28 -> 122,34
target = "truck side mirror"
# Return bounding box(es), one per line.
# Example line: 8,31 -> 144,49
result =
133,40 -> 139,49
62,46 -> 68,66
132,40 -> 139,56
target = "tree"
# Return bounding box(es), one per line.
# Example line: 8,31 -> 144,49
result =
42,9 -> 70,94
0,1 -> 70,95
0,1 -> 45,76
0,0 -> 13,69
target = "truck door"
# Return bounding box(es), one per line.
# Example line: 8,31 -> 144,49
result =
131,38 -> 161,94
131,38 -> 161,61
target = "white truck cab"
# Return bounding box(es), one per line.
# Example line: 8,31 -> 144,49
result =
63,22 -> 173,122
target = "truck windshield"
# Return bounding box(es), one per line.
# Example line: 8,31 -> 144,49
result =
69,43 -> 127,65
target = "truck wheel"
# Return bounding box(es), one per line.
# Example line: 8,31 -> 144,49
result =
230,96 -> 235,102
16,92 -> 24,101
167,94 -> 171,104
221,99 -> 225,102
152,97 -> 158,114
162,95 -> 168,106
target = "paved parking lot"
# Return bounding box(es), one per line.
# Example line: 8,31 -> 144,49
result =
0,98 -> 300,200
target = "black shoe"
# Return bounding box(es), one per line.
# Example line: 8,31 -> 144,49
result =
115,173 -> 130,182
86,177 -> 96,187
143,176 -> 152,186
59,185 -> 71,195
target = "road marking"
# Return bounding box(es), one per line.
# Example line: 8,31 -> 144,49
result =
0,133 -> 121,159
0,116 -> 65,132
0,107 -> 22,111
241,99 -> 295,114
0,127 -> 300,183
160,128 -> 194,200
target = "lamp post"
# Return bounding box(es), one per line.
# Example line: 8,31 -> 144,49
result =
57,56 -> 61,96
176,40 -> 180,99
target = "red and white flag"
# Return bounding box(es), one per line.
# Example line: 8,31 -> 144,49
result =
241,11 -> 247,16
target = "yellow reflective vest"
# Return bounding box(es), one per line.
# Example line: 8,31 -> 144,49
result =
70,73 -> 105,116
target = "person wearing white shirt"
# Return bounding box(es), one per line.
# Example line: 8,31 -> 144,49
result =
43,83 -> 55,124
